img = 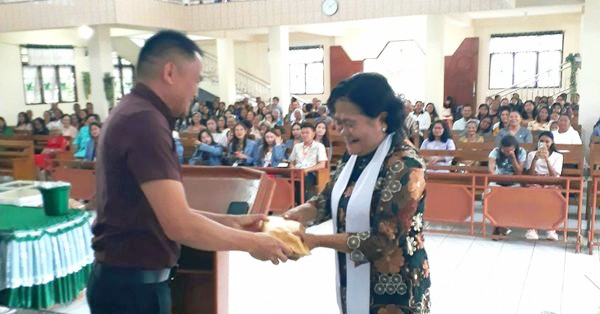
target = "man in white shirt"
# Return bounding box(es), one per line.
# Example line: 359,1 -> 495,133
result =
289,122 -> 328,201
552,114 -> 582,145
452,105 -> 475,131
410,101 -> 431,132
46,114 -> 63,133
289,122 -> 328,171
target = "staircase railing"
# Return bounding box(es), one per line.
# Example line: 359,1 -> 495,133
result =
489,53 -> 581,102
235,69 -> 271,101
201,51 -> 271,101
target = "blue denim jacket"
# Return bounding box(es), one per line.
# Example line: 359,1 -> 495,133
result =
593,124 -> 600,137
189,143 -> 224,166
228,139 -> 257,166
253,144 -> 287,167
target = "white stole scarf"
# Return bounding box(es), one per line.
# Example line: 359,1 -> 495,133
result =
330,133 -> 393,314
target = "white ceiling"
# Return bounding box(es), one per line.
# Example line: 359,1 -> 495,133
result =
466,3 -> 583,19
108,3 -> 584,43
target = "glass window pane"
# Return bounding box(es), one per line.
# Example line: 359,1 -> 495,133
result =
489,53 -> 514,89
289,47 -> 324,64
537,34 -> 563,52
113,68 -> 123,100
122,67 -> 134,96
41,66 -> 59,103
112,52 -> 119,66
28,48 -> 74,66
58,66 -> 76,102
289,64 -> 306,94
513,52 -> 537,87
537,51 -> 562,88
23,66 -> 41,104
491,34 -> 563,53
305,63 -> 324,94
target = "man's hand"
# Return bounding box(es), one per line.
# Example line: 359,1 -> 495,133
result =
225,214 -> 268,232
250,233 -> 292,265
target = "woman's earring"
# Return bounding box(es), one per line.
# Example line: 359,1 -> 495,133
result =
382,126 -> 387,133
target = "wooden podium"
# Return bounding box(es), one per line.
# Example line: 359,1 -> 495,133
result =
172,166 -> 276,314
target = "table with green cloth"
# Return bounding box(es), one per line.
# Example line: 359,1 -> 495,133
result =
0,205 -> 94,309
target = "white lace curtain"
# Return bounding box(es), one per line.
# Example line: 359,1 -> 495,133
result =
26,48 -> 74,66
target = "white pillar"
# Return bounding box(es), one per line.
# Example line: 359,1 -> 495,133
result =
579,0 -> 600,146
424,15 -> 445,109
87,25 -> 113,120
217,38 -> 237,105
268,26 -> 290,115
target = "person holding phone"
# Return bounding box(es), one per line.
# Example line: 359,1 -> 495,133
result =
524,132 -> 563,241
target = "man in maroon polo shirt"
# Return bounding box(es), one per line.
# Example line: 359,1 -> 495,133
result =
87,30 -> 290,314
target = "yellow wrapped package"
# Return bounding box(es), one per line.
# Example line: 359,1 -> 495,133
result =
261,216 -> 311,258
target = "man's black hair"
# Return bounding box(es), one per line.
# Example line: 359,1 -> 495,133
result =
137,30 -> 203,78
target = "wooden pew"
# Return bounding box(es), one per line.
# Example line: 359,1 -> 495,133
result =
0,139 -> 36,180
329,129 -> 346,169
49,160 -> 96,201
481,174 -> 577,243
587,140 -> 600,254
173,166 -> 276,314
180,132 -> 198,164
0,134 -> 74,161
424,172 -> 477,235
253,166 -> 330,213
421,142 -> 585,251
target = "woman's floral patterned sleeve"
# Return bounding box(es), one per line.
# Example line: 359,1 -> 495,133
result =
347,156 -> 426,267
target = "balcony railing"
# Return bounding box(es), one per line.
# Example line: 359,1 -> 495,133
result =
0,0 -> 49,3
157,0 -> 251,5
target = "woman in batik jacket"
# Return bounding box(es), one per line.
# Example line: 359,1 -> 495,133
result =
284,73 -> 431,314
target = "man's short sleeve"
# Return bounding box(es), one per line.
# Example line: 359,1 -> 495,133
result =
317,143 -> 328,162
126,112 -> 181,184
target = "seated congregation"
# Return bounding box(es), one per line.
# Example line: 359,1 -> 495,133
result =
414,92 -> 587,244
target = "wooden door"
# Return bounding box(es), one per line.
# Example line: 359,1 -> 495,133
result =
444,38 -> 479,108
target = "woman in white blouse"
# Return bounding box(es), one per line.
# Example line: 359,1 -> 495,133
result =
61,115 -> 79,139
552,114 -> 582,145
525,131 -> 563,241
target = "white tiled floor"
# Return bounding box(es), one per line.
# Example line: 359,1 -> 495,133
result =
53,220 -> 600,314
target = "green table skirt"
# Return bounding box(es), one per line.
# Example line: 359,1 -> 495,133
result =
0,205 -> 94,309
0,264 -> 91,309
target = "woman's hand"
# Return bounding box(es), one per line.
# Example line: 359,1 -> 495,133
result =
234,152 -> 248,159
294,229 -> 319,251
282,204 -> 317,226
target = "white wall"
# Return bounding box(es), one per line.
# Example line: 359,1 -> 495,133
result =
0,43 -> 27,126
333,16 -> 429,61
199,33 -> 335,104
0,28 -> 92,124
474,13 -> 581,104
444,16 -> 475,56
